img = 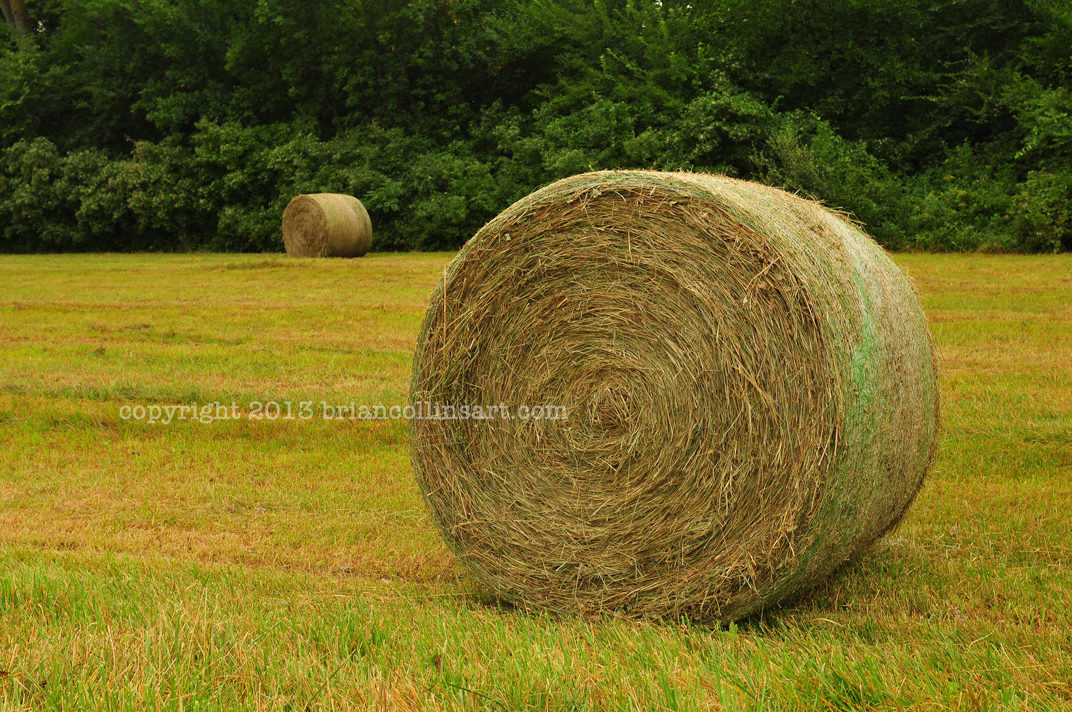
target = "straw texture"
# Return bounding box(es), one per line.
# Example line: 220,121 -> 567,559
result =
409,170 -> 939,621
282,193 -> 372,257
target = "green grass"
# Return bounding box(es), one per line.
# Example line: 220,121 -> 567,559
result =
0,252 -> 1069,710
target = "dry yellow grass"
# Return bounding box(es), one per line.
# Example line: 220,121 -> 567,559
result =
0,252 -> 1068,710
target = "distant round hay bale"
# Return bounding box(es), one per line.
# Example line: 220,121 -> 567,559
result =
409,170 -> 939,621
282,193 -> 372,258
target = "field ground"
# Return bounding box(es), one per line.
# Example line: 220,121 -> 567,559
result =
0,252 -> 1070,710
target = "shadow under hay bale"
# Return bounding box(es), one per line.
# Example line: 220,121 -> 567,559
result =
282,193 -> 372,258
409,170 -> 940,622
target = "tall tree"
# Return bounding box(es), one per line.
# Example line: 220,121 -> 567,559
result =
0,0 -> 30,36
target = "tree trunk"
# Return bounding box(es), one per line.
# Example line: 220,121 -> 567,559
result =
0,0 -> 30,36
0,0 -> 14,31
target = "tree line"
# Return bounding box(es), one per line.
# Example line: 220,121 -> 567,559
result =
1,0 -> 1069,253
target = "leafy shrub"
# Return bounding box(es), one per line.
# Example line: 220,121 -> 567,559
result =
1012,169 -> 1072,253
903,144 -> 1022,252
659,82 -> 772,174
0,138 -> 72,250
751,113 -> 910,249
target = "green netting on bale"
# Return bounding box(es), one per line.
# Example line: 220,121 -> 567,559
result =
409,170 -> 939,621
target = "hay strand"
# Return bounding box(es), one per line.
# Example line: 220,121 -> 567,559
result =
282,193 -> 372,258
409,170 -> 940,621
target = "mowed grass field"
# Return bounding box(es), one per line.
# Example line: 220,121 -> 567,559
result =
0,252 -> 1069,711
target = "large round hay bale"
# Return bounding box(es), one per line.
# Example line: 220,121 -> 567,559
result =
409,170 -> 939,621
282,193 -> 372,257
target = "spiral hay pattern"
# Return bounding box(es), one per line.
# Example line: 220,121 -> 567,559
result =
409,171 -> 939,621
282,193 -> 372,258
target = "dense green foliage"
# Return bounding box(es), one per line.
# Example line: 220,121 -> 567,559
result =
1,0 -> 1070,252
